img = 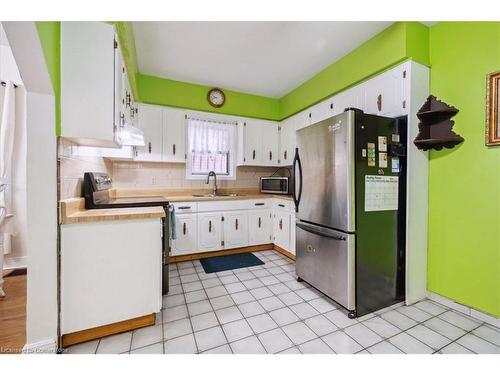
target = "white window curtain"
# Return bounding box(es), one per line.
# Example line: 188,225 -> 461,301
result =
188,117 -> 235,175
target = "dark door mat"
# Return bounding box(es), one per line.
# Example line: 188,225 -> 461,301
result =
200,253 -> 264,274
4,268 -> 27,277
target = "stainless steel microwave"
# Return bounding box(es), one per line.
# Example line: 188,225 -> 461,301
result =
260,176 -> 289,195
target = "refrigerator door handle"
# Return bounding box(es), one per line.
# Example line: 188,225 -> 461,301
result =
296,222 -> 347,241
293,147 -> 303,212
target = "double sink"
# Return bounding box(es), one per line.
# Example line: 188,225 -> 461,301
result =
192,193 -> 242,198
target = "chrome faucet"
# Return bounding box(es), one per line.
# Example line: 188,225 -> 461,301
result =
206,171 -> 218,195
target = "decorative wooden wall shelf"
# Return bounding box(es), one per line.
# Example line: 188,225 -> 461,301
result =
414,95 -> 464,151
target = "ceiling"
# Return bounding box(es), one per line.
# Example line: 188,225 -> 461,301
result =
132,21 -> 393,98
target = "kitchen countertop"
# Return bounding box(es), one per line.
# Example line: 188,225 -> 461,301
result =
59,189 -> 293,224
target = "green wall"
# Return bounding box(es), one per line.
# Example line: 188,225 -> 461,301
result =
35,21 -> 61,135
136,73 -> 281,120
280,22 -> 429,118
427,22 -> 500,317
118,22 -> 429,121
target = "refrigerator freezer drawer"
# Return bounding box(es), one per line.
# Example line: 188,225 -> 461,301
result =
295,221 -> 355,311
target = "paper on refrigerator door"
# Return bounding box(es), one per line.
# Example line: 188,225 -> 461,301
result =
365,175 -> 399,211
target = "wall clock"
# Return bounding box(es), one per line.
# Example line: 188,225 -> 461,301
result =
207,88 -> 225,108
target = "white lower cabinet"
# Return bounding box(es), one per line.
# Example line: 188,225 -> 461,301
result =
61,219 -> 162,334
171,199 -> 294,256
248,209 -> 272,246
198,212 -> 223,252
172,213 -> 198,255
273,210 -> 291,251
223,211 -> 249,249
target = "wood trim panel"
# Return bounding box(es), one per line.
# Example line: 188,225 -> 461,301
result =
169,244 -> 274,263
273,245 -> 296,261
61,313 -> 155,347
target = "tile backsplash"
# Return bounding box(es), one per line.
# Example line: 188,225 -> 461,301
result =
59,138 -> 290,199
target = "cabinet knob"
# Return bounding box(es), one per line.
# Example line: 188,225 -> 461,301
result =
209,220 -> 212,233
279,219 -> 283,230
269,151 -> 272,160
235,218 -> 239,230
284,150 -> 287,160
377,94 -> 382,112
173,144 -> 176,155
148,142 -> 152,153
330,103 -> 333,109
183,222 -> 186,235
258,217 -> 261,228
252,150 -> 256,160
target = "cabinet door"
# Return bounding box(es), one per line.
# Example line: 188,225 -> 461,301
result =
308,99 -> 333,125
61,22 -> 117,147
136,104 -> 163,161
172,214 -> 198,255
273,211 -> 290,251
198,213 -> 223,252
279,118 -> 295,166
260,121 -> 280,166
248,210 -> 272,246
223,211 -> 249,249
243,120 -> 263,165
364,67 -> 404,117
114,43 -> 124,141
163,108 -> 186,163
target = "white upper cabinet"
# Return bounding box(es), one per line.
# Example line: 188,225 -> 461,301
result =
162,108 -> 186,163
307,98 -> 334,125
61,22 -> 118,147
364,65 -> 406,117
239,119 -> 280,166
136,104 -> 163,161
279,117 -> 296,166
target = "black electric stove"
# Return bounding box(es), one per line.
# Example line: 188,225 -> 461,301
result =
83,172 -> 170,295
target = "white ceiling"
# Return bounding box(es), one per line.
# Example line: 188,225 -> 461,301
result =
133,21 -> 393,98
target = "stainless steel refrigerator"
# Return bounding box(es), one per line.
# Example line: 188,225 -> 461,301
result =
294,108 -> 407,318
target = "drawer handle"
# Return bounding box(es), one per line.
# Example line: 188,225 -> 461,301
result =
258,217 -> 261,228
148,141 -> 152,154
377,94 -> 382,112
252,150 -> 256,160
278,204 -> 285,208
254,203 -> 265,206
173,144 -> 176,155
279,219 -> 283,230
209,220 -> 212,233
284,150 -> 287,160
183,222 -> 186,235
269,151 -> 272,160
235,218 -> 239,230
178,206 -> 191,210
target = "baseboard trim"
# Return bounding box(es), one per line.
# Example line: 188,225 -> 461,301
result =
61,313 -> 155,347
3,255 -> 27,270
169,244 -> 274,263
427,291 -> 500,328
273,245 -> 296,261
22,338 -> 57,354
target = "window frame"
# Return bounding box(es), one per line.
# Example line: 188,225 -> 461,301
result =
185,116 -> 237,180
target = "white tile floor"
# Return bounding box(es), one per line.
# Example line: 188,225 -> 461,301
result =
64,250 -> 500,354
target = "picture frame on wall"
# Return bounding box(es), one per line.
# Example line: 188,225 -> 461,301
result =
486,70 -> 500,146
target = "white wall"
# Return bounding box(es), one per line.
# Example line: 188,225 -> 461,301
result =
0,29 -> 28,268
3,21 -> 58,352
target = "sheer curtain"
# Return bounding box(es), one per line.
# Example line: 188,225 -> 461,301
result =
188,117 -> 235,175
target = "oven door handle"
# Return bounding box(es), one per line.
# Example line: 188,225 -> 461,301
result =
296,222 -> 347,241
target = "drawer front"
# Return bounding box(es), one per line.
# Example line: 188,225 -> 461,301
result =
247,199 -> 272,210
273,199 -> 294,212
198,200 -> 248,212
171,202 -> 198,213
